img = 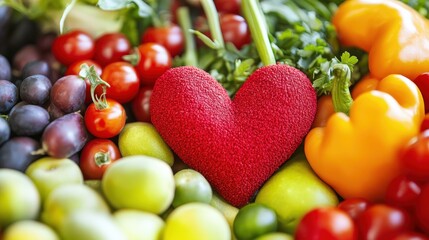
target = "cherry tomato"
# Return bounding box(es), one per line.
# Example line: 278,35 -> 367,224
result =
413,73 -> 429,113
141,24 -> 184,57
400,130 -> 429,182
84,98 -> 126,139
65,59 -> 102,104
385,175 -> 421,210
357,204 -> 413,240
131,86 -> 152,122
136,43 -> 172,86
337,198 -> 372,221
295,207 -> 357,240
416,184 -> 429,234
214,0 -> 241,14
96,62 -> 140,103
52,30 -> 95,66
220,14 -> 251,49
93,33 -> 131,67
79,138 -> 121,179
420,113 -> 429,132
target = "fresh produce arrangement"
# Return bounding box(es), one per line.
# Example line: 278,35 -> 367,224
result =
1,0 -> 429,239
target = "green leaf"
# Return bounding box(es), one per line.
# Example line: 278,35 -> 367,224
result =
190,29 -> 220,50
340,51 -> 358,73
97,0 -> 152,17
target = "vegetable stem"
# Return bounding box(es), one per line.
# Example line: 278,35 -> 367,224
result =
95,152 -> 111,167
200,0 -> 225,49
242,0 -> 276,66
79,64 -> 111,110
177,6 -> 198,66
331,63 -> 353,115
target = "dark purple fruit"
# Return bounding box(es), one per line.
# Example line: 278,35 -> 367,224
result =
0,117 -> 10,145
0,137 -> 41,172
0,80 -> 18,113
50,75 -> 86,114
8,104 -> 50,136
21,60 -> 51,79
20,74 -> 52,105
0,54 -> 11,81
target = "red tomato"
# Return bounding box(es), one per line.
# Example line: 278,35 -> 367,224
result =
214,0 -> 241,14
295,207 -> 357,240
136,43 -> 172,86
52,30 -> 95,66
400,130 -> 429,182
79,138 -> 121,179
420,113 -> 429,132
94,33 -> 131,67
416,184 -> 429,234
96,62 -> 140,103
357,204 -> 414,240
65,59 -> 102,104
385,175 -> 421,210
131,86 -> 152,122
84,98 -> 126,138
337,198 -> 372,221
413,73 -> 429,113
392,232 -> 429,240
141,24 -> 184,57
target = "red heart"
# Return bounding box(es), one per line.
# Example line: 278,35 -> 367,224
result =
150,64 -> 317,207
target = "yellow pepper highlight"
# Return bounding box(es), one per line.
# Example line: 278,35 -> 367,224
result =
333,0 -> 429,80
305,74 -> 424,202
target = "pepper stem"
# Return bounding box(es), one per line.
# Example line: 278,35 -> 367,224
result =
94,152 -> 111,167
242,0 -> 276,66
331,63 -> 353,115
200,0 -> 225,49
79,64 -> 110,110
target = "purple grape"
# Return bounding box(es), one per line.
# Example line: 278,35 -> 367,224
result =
47,102 -> 66,120
0,117 -> 10,145
0,80 -> 18,113
0,137 -> 41,172
21,60 -> 51,79
0,54 -> 11,81
20,74 -> 52,105
41,112 -> 88,158
13,45 -> 41,73
50,75 -> 86,114
8,104 -> 50,136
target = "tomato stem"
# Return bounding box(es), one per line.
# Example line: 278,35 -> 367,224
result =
177,6 -> 198,66
79,64 -> 110,110
0,114 -> 8,120
200,0 -> 225,49
94,152 -> 111,167
331,63 -> 353,115
242,0 -> 276,66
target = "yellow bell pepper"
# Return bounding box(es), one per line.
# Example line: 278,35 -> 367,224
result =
304,63 -> 424,202
332,0 -> 429,80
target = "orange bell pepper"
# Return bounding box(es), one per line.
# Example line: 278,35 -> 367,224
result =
304,62 -> 424,202
332,0 -> 429,80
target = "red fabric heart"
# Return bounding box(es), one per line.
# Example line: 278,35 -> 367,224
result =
150,64 -> 317,207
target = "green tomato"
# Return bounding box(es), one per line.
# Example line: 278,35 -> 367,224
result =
3,220 -> 59,240
0,169 -> 40,228
233,203 -> 278,240
163,203 -> 230,240
102,155 -> 175,214
173,169 -> 212,208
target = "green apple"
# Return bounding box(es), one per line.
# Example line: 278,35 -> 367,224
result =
60,211 -> 126,240
25,157 -> 84,202
41,184 -> 110,231
0,169 -> 40,228
163,203 -> 230,240
255,152 -> 339,234
113,209 -> 165,240
173,169 -> 212,207
102,155 -> 175,214
3,220 -> 59,240
118,122 -> 174,166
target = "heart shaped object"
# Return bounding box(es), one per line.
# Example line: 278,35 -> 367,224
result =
150,65 -> 317,207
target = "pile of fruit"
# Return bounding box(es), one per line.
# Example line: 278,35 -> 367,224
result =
1,0 -> 429,239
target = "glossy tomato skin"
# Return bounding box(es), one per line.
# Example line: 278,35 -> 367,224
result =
79,138 -> 121,180
141,25 -> 184,57
295,207 -> 357,240
214,0 -> 241,14
84,98 -> 126,139
392,232 -> 429,240
337,198 -> 372,221
400,130 -> 429,182
65,59 -> 102,104
220,14 -> 251,50
420,114 -> 429,132
97,62 -> 140,103
356,204 -> 414,240
131,86 -> 152,122
385,175 -> 421,210
416,184 -> 429,235
413,73 -> 429,113
52,30 -> 95,66
136,43 -> 172,86
94,33 -> 131,67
